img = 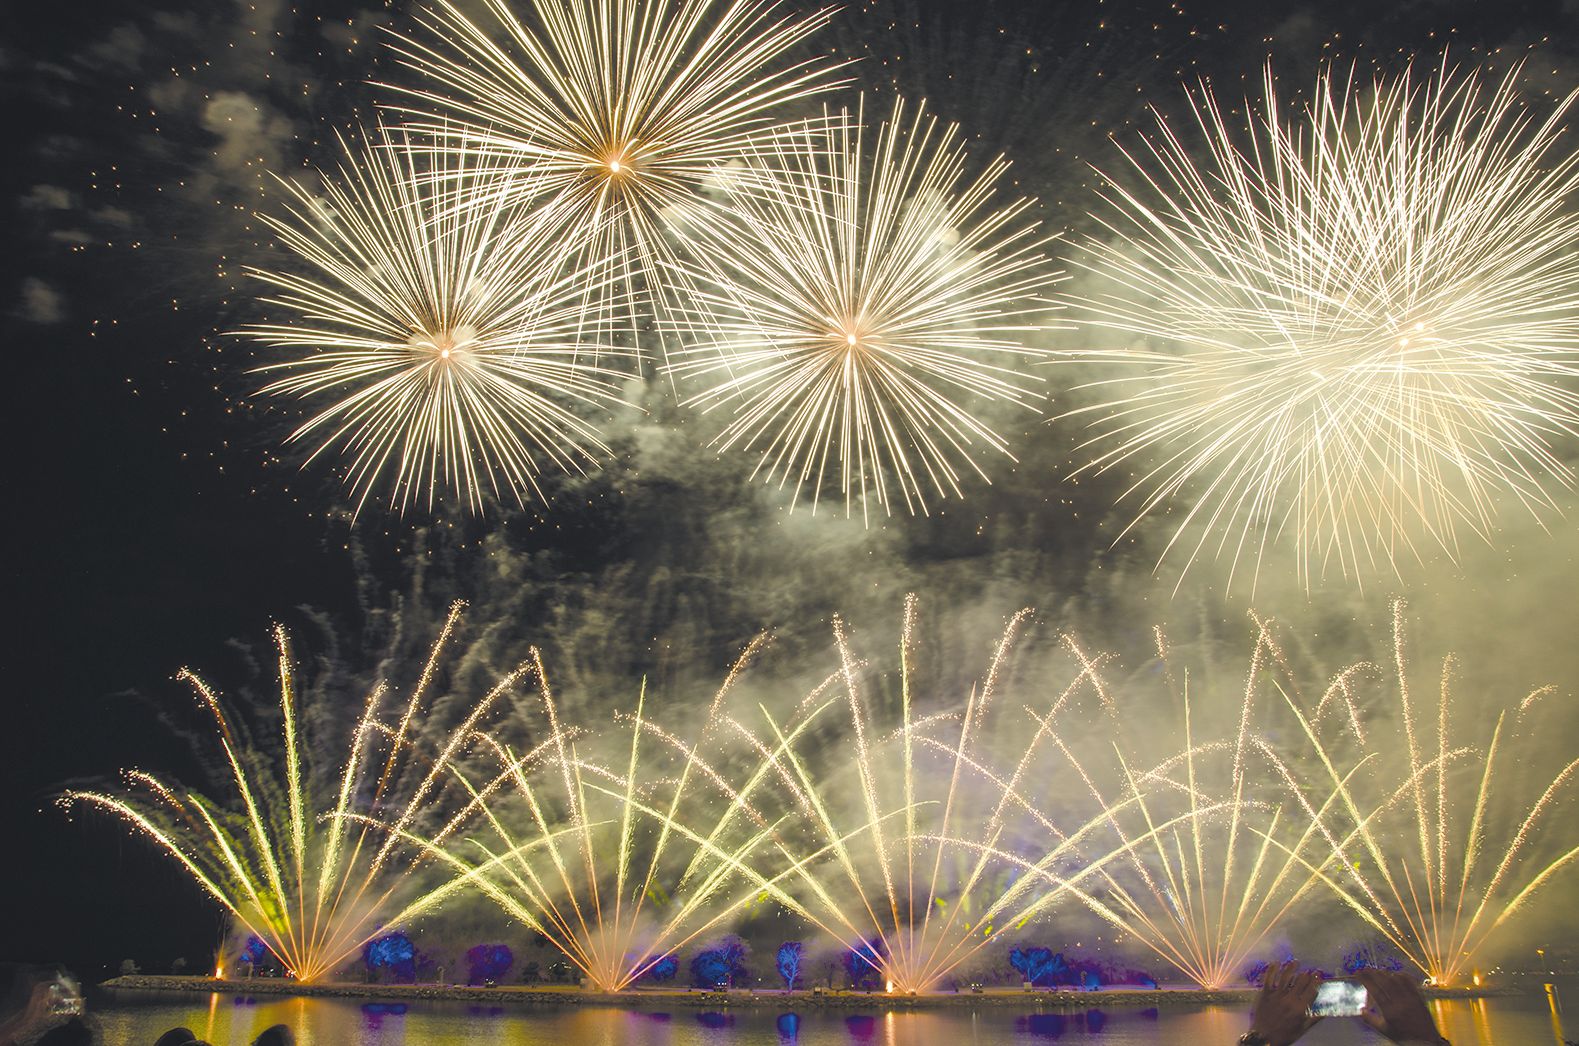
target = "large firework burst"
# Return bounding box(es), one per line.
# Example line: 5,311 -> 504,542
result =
667,97 -> 1061,520
241,125 -> 634,516
383,0 -> 845,364
1065,60 -> 1579,591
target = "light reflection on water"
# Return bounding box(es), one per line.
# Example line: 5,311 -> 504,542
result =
92,988 -> 1569,1046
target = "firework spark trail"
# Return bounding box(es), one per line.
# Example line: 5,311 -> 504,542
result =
1266,599 -> 1579,985
1312,662 -> 1376,744
60,603 -> 520,983
1063,59 -> 1579,592
382,0 -> 846,370
721,715 -> 814,813
240,124 -> 635,515
665,96 -> 1062,521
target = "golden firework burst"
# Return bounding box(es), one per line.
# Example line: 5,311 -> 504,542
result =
666,97 -> 1062,520
383,0 -> 847,366
240,124 -> 635,515
1064,59 -> 1579,592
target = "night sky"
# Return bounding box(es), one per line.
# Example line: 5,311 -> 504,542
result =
6,0 -> 1579,979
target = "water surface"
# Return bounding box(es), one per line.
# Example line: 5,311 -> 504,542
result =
95,985 -> 1574,1045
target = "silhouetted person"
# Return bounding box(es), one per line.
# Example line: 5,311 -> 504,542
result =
152,1030 -> 196,1046
33,1021 -> 99,1046
251,1025 -> 294,1046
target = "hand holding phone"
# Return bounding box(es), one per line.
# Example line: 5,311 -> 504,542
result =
1245,960 -> 1323,1045
1353,969 -> 1449,1044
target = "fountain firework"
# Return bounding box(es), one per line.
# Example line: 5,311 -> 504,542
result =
56,593 -> 1579,993
971,615 -> 1356,989
375,635 -> 851,992
1270,599 -> 1579,986
759,595 -> 1240,992
826,602 -> 1351,990
60,603 -> 521,983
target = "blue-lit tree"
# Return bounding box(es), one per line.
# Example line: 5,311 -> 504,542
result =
642,954 -> 680,983
843,938 -> 886,991
465,944 -> 513,985
363,932 -> 416,983
775,941 -> 803,990
691,936 -> 749,989
1008,946 -> 1066,987
1342,943 -> 1404,975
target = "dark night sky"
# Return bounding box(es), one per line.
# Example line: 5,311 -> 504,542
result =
5,0 -> 1578,979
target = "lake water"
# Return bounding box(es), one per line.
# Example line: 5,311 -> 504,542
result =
93,983 -> 1576,1045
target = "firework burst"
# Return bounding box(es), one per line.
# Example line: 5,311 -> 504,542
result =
1269,599 -> 1579,986
383,0 -> 846,365
59,603 -> 521,983
667,97 -> 1062,520
1065,59 -> 1579,591
240,124 -> 634,516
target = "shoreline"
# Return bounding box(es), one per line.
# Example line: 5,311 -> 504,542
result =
99,975 -> 1523,1011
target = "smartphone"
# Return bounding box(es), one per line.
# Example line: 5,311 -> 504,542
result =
1310,979 -> 1368,1017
